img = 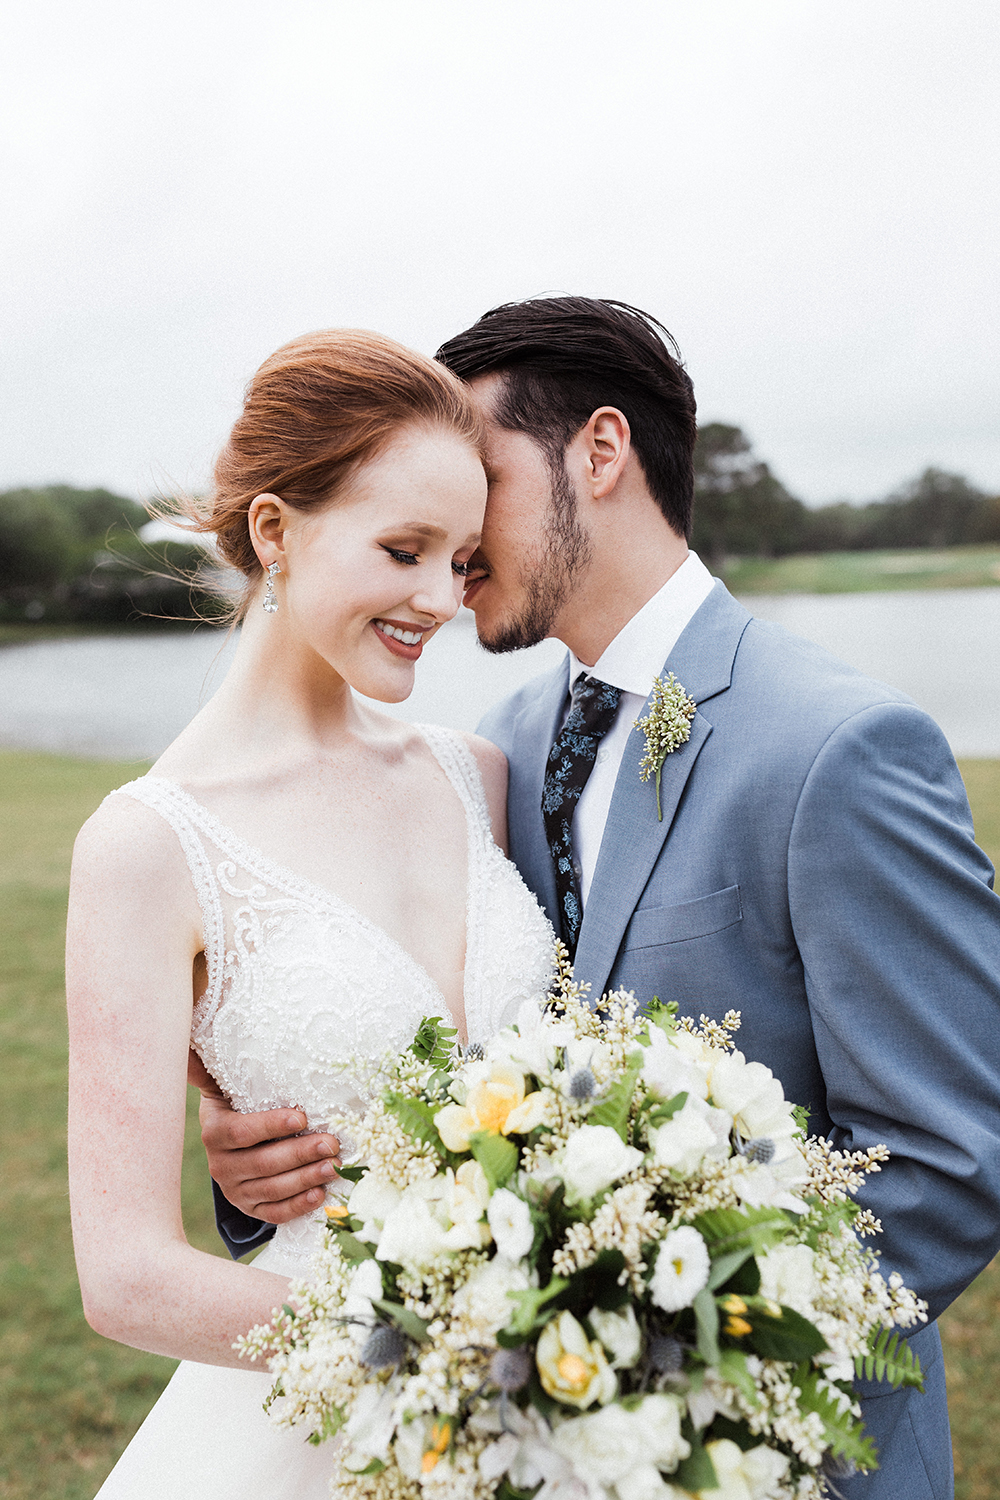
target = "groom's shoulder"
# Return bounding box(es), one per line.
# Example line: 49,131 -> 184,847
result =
729,611 -> 914,727
476,660 -> 567,751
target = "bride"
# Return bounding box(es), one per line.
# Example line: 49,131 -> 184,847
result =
66,330 -> 555,1497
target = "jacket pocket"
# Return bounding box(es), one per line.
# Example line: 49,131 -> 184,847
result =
623,885 -> 743,949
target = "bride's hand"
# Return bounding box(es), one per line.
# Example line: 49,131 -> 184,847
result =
190,1050 -> 342,1224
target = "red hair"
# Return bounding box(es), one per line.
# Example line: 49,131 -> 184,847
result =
174,329 -> 485,615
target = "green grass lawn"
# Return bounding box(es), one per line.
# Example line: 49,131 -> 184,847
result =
723,544 -> 1000,595
1,750 -> 999,1498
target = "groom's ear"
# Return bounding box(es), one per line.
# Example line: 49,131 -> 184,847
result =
581,407 -> 631,499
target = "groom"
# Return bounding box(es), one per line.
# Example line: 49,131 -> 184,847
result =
198,298 -> 1000,1498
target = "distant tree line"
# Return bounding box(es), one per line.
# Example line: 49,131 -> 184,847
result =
692,424 -> 1000,568
0,486 -> 221,626
2,449 -> 999,626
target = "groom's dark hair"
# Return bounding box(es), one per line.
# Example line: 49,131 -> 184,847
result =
436,296 -> 697,538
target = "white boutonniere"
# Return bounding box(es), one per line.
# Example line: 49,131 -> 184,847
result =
634,672 -> 697,820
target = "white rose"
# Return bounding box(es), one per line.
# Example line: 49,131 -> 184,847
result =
757,1242 -> 818,1319
375,1188 -> 448,1267
453,1256 -> 533,1335
730,1140 -> 810,1214
393,1415 -> 430,1481
348,1174 -> 402,1243
708,1052 -> 798,1147
342,1256 -> 383,1341
343,1382 -> 397,1464
703,1438 -> 789,1500
630,1393 -> 689,1472
588,1304 -> 642,1369
641,1027 -> 710,1102
558,1125 -> 644,1203
551,1404 -> 646,1484
490,1000 -> 577,1077
649,1102 -> 719,1176
440,1161 -> 493,1251
614,1466 -> 675,1500
488,1188 -> 535,1262
649,1226 -> 711,1313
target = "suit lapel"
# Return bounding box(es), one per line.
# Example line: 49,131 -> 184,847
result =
506,656 -> 570,928
574,584 -> 752,995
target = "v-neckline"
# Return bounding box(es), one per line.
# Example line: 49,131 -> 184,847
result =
141,729 -> 476,1040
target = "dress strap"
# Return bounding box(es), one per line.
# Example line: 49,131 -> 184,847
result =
415,724 -> 495,841
107,778 -> 226,1020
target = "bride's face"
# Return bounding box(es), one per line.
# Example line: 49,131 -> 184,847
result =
266,424 -> 486,701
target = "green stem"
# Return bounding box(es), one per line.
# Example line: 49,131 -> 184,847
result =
655,764 -> 663,821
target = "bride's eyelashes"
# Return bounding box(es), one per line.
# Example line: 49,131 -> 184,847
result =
381,545 -> 470,577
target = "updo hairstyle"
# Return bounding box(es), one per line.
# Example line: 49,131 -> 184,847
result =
179,329 -> 485,618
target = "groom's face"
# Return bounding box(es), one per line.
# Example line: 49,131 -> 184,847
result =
462,375 -> 591,654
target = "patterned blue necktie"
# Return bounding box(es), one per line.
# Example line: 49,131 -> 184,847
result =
541,673 -> 622,957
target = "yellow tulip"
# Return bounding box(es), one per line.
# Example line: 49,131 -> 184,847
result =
535,1311 -> 617,1409
435,1063 -> 548,1152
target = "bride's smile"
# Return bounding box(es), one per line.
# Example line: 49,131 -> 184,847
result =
245,422 -> 486,705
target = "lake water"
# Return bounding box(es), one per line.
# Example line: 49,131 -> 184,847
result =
1,588 -> 998,760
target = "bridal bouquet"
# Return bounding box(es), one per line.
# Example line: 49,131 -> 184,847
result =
238,950 -> 926,1500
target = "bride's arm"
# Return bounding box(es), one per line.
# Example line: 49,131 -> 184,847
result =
66,796 -> 292,1369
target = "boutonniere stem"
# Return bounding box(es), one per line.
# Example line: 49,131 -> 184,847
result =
634,672 -> 697,820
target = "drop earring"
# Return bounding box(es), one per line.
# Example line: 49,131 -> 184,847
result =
262,561 -> 281,613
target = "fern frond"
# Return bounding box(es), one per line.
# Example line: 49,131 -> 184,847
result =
855,1327 -> 925,1390
795,1365 -> 878,1470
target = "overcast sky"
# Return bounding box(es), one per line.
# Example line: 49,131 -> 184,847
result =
3,0 -> 998,507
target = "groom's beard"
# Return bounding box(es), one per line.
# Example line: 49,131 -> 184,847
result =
477,459 -> 592,655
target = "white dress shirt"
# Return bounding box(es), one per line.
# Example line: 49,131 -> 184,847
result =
563,551 -> 716,908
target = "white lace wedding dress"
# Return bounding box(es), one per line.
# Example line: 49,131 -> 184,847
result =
94,724 -> 555,1499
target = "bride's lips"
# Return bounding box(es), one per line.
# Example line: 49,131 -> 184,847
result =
372,618 -> 430,661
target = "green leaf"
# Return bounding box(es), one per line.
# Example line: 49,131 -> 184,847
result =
791,1103 -> 812,1137
347,1457 -> 387,1475
370,1298 -> 431,1344
690,1205 -> 793,1257
334,1164 -> 365,1184
716,1348 -> 760,1407
384,1092 -> 446,1153
644,1092 -> 689,1130
469,1130 -> 519,1191
706,1246 -> 755,1291
565,1249 -> 629,1313
693,1286 -> 721,1366
496,1482 -> 542,1500
855,1327 -> 925,1391
587,1051 -> 644,1141
503,1277 -> 569,1338
304,1405 -> 345,1444
673,1426 -> 718,1492
330,1231 -> 376,1264
796,1362 -> 879,1469
644,997 -> 678,1037
744,1303 -> 828,1363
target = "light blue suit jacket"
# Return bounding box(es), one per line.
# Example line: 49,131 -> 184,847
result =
479,581 -> 1000,1500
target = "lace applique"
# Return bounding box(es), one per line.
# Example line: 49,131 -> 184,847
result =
108,726 -> 554,1130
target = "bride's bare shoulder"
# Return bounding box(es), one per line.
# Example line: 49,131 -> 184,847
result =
71,786 -> 197,916
458,732 -> 509,850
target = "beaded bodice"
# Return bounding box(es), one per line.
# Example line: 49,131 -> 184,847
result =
112,725 -> 555,1134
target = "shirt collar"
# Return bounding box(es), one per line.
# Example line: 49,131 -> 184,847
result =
567,551 -> 716,697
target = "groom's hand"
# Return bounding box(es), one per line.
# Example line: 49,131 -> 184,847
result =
187,1049 -> 342,1224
